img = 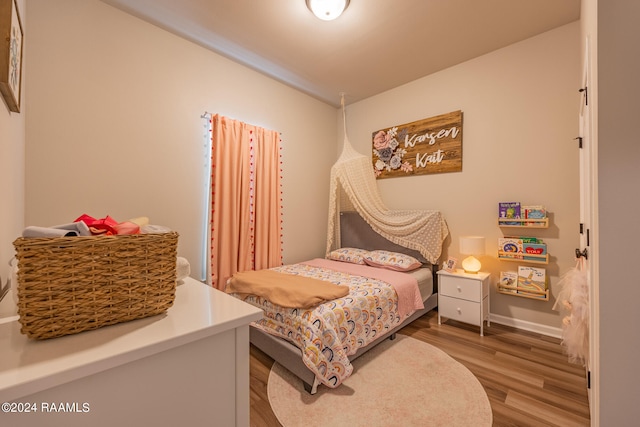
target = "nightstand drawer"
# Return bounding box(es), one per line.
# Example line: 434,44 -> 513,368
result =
439,295 -> 482,326
439,276 -> 483,302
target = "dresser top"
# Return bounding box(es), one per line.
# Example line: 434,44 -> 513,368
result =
0,277 -> 262,402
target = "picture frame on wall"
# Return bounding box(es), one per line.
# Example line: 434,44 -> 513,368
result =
0,0 -> 23,113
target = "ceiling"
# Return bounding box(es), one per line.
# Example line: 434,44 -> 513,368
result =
101,0 -> 581,107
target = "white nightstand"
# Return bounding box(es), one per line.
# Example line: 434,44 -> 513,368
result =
437,269 -> 491,336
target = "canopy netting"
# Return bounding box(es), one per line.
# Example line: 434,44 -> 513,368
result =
326,98 -> 449,265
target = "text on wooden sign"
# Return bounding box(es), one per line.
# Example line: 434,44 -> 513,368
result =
372,110 -> 463,179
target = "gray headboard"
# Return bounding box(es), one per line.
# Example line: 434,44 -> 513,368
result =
339,211 -> 431,266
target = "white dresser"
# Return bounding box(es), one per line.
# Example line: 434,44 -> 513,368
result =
0,277 -> 263,427
437,269 -> 491,336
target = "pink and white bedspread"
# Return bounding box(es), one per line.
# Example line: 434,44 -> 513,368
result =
238,258 -> 423,388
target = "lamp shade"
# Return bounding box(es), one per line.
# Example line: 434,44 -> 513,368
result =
459,236 -> 485,255
459,236 -> 485,274
306,0 -> 350,21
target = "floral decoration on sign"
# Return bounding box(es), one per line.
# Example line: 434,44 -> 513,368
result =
372,127 -> 412,177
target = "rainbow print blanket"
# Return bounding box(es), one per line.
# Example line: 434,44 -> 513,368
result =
235,259 -> 422,388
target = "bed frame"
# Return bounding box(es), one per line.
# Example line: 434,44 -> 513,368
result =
250,211 -> 439,394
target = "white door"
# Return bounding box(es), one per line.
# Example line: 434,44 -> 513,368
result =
578,36 -> 598,424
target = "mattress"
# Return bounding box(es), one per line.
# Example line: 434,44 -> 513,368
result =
409,266 -> 434,302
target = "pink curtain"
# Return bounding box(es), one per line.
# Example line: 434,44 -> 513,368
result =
209,115 -> 283,289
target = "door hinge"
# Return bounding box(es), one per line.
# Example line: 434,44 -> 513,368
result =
587,228 -> 590,246
574,136 -> 583,148
579,223 -> 584,234
579,86 -> 588,106
588,370 -> 591,389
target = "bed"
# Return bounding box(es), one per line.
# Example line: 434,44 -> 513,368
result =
233,211 -> 439,394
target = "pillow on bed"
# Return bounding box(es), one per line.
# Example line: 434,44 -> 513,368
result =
327,247 -> 369,265
363,250 -> 422,272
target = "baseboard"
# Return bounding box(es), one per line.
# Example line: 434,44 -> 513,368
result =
489,313 -> 562,339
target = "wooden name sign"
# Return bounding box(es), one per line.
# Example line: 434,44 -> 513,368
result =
372,110 -> 463,179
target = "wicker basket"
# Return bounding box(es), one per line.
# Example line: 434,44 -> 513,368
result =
13,232 -> 179,339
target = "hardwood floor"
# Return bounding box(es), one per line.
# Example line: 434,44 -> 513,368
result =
249,309 -> 590,427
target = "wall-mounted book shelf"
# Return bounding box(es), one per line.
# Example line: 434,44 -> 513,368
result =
497,202 -> 550,301
496,283 -> 549,301
497,218 -> 549,228
497,251 -> 549,265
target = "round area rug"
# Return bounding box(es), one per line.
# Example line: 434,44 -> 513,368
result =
268,335 -> 492,427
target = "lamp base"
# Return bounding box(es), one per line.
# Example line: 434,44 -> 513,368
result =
461,255 -> 481,274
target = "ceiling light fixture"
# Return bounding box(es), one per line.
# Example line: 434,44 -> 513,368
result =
306,0 -> 350,21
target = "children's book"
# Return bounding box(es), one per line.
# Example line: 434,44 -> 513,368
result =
506,236 -> 541,243
498,238 -> 523,259
523,205 -> 547,219
499,271 -> 518,293
523,242 -> 547,261
517,266 -> 547,298
498,202 -> 521,225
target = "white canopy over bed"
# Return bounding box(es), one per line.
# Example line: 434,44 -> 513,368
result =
326,102 -> 449,265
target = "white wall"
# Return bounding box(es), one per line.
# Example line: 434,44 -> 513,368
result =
344,22 -> 581,331
0,0 -> 25,317
24,0 -> 337,282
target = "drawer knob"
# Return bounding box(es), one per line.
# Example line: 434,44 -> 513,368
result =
457,286 -> 461,291
457,307 -> 462,313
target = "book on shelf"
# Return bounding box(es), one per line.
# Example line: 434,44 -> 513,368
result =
499,271 -> 518,293
517,266 -> 547,298
523,242 -> 547,261
498,202 -> 521,225
506,236 -> 542,243
522,205 -> 547,222
498,238 -> 523,259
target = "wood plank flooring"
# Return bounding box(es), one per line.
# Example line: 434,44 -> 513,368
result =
249,309 -> 590,426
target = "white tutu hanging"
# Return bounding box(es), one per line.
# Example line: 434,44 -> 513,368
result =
553,258 -> 589,365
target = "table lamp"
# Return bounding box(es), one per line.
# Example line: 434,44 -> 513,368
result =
459,236 -> 485,274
